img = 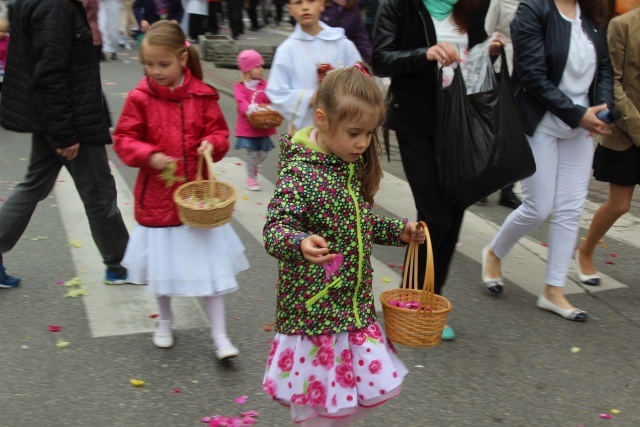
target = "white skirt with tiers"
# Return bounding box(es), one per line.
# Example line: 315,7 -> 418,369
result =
122,224 -> 249,296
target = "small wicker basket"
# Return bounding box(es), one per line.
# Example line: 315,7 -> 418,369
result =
246,90 -> 284,129
380,221 -> 452,348
173,151 -> 237,229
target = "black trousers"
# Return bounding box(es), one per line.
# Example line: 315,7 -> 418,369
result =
395,132 -> 465,295
189,13 -> 207,40
226,0 -> 243,38
246,0 -> 260,28
206,2 -> 221,34
0,133 -> 129,273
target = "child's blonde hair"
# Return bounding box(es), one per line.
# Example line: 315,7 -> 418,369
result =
0,17 -> 9,32
237,72 -> 253,84
140,21 -> 203,80
314,62 -> 386,204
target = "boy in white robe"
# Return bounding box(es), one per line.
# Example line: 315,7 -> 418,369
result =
266,0 -> 361,132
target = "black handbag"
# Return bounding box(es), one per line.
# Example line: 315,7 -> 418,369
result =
435,46 -> 536,209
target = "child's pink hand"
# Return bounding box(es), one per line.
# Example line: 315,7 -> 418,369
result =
401,221 -> 426,244
197,140 -> 213,156
301,235 -> 337,265
148,152 -> 172,170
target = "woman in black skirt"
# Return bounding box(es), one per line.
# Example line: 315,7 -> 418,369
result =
576,6 -> 640,287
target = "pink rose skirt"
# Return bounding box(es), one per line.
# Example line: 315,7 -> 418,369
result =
263,322 -> 408,423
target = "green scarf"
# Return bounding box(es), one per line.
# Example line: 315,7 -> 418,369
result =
423,0 -> 458,21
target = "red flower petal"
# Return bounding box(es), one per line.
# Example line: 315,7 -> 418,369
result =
149,314 -> 159,318
48,325 -> 63,332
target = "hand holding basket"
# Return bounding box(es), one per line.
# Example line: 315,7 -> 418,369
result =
173,150 -> 237,229
380,221 -> 452,348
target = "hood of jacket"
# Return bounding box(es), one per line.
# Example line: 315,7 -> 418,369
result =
289,20 -> 348,42
279,126 -> 364,172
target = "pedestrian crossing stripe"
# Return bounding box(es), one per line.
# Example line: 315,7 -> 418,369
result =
54,158 -> 628,338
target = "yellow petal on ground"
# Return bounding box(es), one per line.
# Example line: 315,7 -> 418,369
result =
610,409 -> 621,415
130,379 -> 145,387
65,277 -> 84,287
580,237 -> 586,240
51,204 -> 58,208
242,195 -> 249,200
381,277 -> 391,283
65,287 -> 88,298
69,240 -> 83,248
571,347 -> 581,353
600,244 -> 607,249
56,339 -> 71,348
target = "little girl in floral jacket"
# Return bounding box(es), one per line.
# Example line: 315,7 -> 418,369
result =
262,63 -> 425,426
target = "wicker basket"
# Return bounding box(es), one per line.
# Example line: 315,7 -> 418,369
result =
380,221 -> 452,348
173,151 -> 237,229
246,90 -> 284,129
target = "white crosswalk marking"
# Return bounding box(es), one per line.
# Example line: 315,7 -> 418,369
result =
54,157 -> 631,337
55,165 -> 209,338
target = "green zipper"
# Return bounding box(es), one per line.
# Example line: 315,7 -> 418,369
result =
305,277 -> 343,310
347,163 -> 364,328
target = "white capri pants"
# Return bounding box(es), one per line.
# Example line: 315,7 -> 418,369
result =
490,130 -> 594,287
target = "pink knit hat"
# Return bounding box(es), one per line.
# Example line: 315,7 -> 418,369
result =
237,50 -> 264,73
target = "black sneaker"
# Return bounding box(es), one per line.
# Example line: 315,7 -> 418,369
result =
0,266 -> 21,288
499,192 -> 522,209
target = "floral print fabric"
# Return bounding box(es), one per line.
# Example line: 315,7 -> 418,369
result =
263,322 -> 408,422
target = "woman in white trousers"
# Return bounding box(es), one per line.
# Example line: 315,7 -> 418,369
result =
481,0 -> 614,322
99,0 -> 122,59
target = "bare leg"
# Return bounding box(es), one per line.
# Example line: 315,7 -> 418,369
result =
484,247 -> 502,279
578,183 -> 634,275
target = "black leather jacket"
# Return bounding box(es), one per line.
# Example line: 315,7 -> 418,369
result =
1,0 -> 111,148
372,0 -> 488,137
511,0 -> 614,136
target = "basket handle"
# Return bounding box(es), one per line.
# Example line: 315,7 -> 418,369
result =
196,149 -> 217,197
250,90 -> 262,105
400,221 -> 435,312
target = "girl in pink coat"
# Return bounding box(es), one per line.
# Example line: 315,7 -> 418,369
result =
234,50 -> 278,191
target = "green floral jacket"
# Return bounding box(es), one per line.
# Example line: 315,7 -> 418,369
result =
263,127 -> 408,336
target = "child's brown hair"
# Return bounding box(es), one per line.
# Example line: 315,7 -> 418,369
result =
314,62 -> 386,204
140,21 -> 203,80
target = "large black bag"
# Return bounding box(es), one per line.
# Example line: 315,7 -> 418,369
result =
435,47 -> 536,209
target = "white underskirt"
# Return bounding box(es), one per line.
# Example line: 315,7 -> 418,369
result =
122,223 -> 249,297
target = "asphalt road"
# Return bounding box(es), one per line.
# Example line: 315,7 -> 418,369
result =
1,25 -> 639,427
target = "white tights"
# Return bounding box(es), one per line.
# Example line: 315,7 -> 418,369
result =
246,149 -> 268,178
156,294 -> 231,349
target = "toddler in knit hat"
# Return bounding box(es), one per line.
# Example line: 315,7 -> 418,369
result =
233,50 -> 278,191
